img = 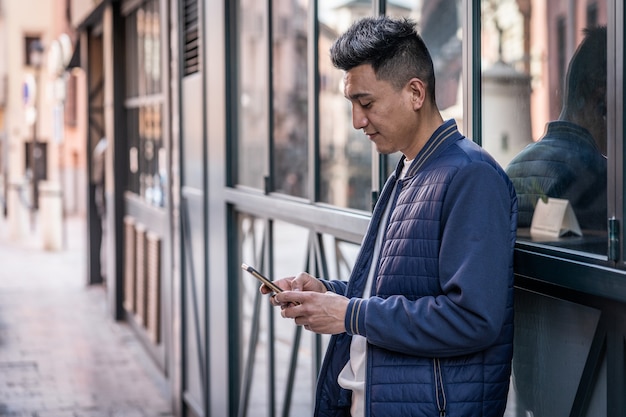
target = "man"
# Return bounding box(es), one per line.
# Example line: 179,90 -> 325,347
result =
264,16 -> 517,417
506,26 -> 607,231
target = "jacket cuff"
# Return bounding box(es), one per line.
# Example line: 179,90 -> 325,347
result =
344,298 -> 366,337
319,279 -> 341,294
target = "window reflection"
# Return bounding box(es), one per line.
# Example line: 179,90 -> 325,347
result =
237,0 -> 310,197
126,3 -> 162,97
513,290 -> 605,416
318,2 -> 372,211
126,104 -> 166,207
237,0 -> 269,190
272,0 -> 309,198
481,0 -> 607,256
507,26 -> 607,232
124,0 -> 165,208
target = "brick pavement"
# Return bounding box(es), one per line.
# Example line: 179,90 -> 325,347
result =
0,214 -> 174,417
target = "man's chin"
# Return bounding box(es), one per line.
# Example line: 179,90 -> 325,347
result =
375,146 -> 394,155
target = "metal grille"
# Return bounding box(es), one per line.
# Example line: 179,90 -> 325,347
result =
183,0 -> 199,75
123,216 -> 136,313
135,223 -> 147,326
146,231 -> 161,344
236,214 -> 358,417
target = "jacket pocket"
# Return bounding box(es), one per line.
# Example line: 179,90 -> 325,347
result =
433,358 -> 447,417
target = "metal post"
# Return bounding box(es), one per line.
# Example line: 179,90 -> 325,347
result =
2,132 -> 7,217
32,98 -> 39,212
29,40 -> 44,215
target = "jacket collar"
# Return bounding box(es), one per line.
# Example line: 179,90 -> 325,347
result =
395,119 -> 463,179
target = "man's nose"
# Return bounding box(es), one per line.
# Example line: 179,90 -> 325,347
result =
352,107 -> 368,130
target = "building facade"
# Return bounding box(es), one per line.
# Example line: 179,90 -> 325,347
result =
0,0 -> 86,250
68,0 -> 625,416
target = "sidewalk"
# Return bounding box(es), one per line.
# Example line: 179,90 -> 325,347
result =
0,214 -> 174,417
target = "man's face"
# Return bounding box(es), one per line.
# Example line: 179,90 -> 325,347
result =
343,64 -> 419,156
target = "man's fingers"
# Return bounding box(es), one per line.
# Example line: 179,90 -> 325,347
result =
274,290 -> 305,306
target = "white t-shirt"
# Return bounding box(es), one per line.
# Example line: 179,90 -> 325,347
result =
337,158 -> 412,417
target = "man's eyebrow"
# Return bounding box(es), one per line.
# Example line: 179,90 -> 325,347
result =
345,92 -> 372,100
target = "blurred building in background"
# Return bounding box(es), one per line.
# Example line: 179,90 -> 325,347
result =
1,1 -> 625,417
0,0 -> 86,249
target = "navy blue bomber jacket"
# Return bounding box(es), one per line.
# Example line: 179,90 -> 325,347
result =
315,120 -> 518,417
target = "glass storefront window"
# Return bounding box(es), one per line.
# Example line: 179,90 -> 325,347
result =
237,0 -> 310,198
124,0 -> 165,207
272,0 -> 309,198
125,3 -> 161,97
318,1 -> 373,211
481,0 -> 608,256
126,104 -> 166,207
513,289 -> 605,416
225,3 -> 625,417
237,0 -> 269,191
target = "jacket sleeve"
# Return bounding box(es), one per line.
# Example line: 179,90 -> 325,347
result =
344,161 -> 515,357
320,279 -> 348,295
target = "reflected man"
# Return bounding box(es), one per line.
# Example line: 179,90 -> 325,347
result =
506,26 -> 607,231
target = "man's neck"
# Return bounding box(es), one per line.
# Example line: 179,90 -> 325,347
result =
403,110 -> 445,160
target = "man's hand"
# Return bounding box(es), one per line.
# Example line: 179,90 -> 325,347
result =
260,272 -> 348,334
274,290 -> 349,335
259,272 -> 327,295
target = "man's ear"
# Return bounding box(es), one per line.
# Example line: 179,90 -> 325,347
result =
408,78 -> 426,110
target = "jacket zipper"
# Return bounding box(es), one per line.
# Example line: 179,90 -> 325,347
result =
433,358 -> 447,417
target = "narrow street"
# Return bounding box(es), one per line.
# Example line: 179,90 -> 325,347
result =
0,215 -> 174,417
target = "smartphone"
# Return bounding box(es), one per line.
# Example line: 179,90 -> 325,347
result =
241,263 -> 283,294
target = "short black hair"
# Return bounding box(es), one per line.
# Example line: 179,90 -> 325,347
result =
564,25 -> 607,111
330,16 -> 436,103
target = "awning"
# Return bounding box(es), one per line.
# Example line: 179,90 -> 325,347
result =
66,0 -> 108,70
66,38 -> 81,70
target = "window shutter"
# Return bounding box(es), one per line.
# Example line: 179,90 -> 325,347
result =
183,0 -> 199,76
